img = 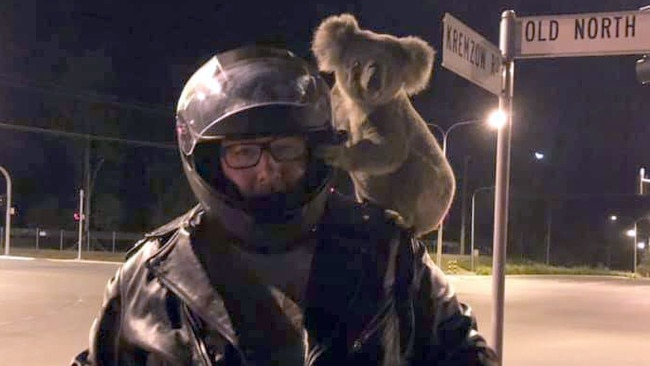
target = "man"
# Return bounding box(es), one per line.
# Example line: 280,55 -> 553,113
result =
73,46 -> 498,365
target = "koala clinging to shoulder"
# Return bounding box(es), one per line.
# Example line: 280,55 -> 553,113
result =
312,13 -> 455,237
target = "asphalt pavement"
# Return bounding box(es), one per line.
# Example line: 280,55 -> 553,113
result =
449,275 -> 650,365
1,256 -> 649,365
0,257 -> 119,365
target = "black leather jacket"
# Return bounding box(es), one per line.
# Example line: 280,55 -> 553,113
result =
73,193 -> 497,365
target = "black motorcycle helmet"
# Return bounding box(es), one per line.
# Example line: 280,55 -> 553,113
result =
176,46 -> 342,250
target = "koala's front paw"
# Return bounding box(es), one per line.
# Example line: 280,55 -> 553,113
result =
314,145 -> 350,169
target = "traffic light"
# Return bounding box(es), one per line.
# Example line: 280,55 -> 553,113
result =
636,55 -> 650,85
73,212 -> 84,221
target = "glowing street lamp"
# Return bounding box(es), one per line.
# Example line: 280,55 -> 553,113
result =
487,109 -> 507,129
534,151 -> 545,160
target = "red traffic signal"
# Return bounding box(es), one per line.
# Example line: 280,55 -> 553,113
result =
73,212 -> 85,221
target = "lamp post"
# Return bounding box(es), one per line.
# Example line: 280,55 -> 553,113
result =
428,111 -> 506,266
639,167 -> 650,195
614,214 -> 647,275
429,120 -> 485,266
470,186 -> 494,271
625,220 -> 646,276
634,223 -> 638,276
0,165 -> 12,256
532,151 -> 553,265
85,157 -> 105,251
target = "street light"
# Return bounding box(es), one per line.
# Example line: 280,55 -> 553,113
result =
427,109 -> 505,266
531,150 -> 552,264
487,109 -> 507,129
619,216 -> 647,275
470,186 -> 494,271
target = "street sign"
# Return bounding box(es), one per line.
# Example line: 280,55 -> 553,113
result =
442,13 -> 503,96
515,10 -> 650,58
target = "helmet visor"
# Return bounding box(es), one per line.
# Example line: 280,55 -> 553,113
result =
176,53 -> 331,155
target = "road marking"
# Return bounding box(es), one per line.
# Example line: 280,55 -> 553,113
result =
0,255 -> 35,261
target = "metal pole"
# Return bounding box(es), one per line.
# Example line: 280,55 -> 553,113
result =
112,231 -> 116,253
436,135 -> 448,266
35,228 -> 39,250
0,165 -> 12,256
432,119 -> 484,266
430,119 -> 485,266
471,186 -> 495,272
492,10 -> 516,363
639,168 -> 650,195
640,168 -> 645,195
86,158 -> 105,253
634,222 -> 638,275
459,156 -> 471,255
545,200 -> 552,265
60,229 -> 64,251
471,190 -> 477,272
85,139 -> 91,252
77,189 -> 84,260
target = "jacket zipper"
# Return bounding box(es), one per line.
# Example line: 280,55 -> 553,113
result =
182,303 -> 215,366
349,298 -> 393,353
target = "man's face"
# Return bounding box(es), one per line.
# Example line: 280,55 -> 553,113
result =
220,135 -> 308,197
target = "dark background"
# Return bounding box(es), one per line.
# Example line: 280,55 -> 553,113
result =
0,0 -> 648,268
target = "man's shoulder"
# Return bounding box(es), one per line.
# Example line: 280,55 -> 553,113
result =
325,191 -> 414,238
125,204 -> 202,261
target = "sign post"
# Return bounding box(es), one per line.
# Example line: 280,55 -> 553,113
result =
441,12 -> 513,361
490,11 -> 515,362
443,7 -> 650,364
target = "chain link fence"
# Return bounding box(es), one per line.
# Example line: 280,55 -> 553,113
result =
1,226 -> 142,253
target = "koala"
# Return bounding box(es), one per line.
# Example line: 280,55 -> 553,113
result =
311,13 -> 455,237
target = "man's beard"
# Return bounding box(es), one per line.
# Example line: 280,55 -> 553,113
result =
243,188 -> 306,224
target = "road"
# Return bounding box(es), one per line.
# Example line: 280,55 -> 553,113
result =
450,275 -> 650,365
1,256 -> 649,365
0,257 -> 119,365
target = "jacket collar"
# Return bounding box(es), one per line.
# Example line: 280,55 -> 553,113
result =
143,194 -> 386,350
145,209 -> 239,346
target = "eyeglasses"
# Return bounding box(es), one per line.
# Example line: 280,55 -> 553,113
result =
220,137 -> 307,169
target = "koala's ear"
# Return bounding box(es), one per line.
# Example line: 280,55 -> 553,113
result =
312,13 -> 360,73
399,36 -> 436,95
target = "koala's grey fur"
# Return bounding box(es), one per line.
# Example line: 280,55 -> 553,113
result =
312,13 -> 455,237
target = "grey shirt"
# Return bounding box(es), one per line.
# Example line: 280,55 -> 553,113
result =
194,228 -> 316,365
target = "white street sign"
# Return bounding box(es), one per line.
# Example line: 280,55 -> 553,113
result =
516,10 -> 650,58
442,13 -> 503,96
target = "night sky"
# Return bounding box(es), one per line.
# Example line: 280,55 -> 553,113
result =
0,0 -> 649,265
